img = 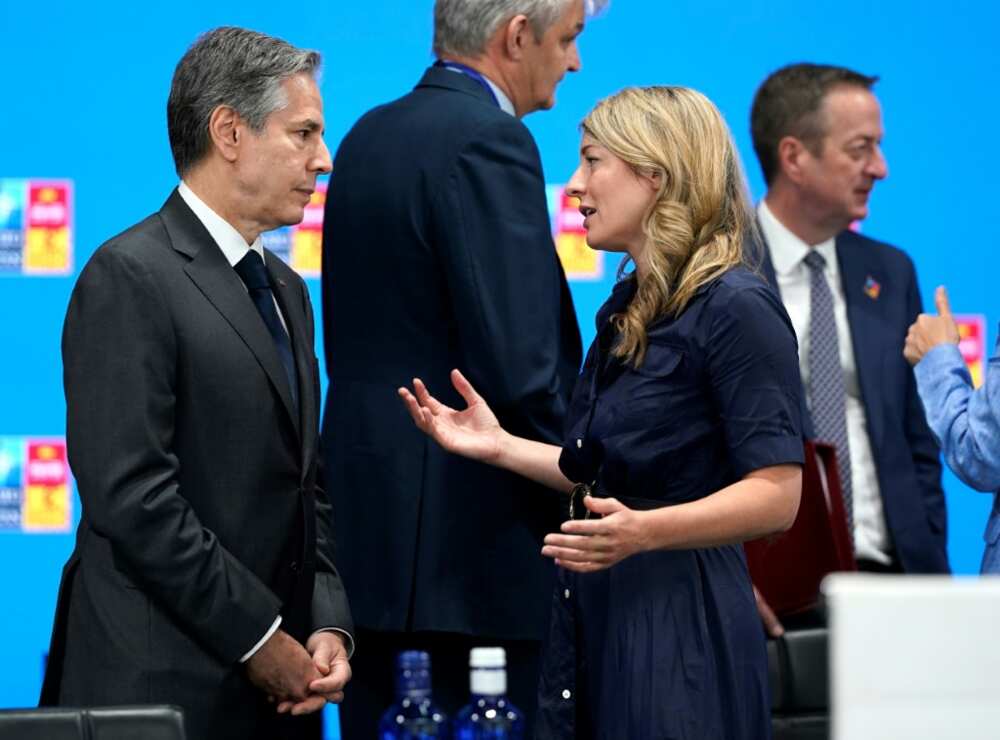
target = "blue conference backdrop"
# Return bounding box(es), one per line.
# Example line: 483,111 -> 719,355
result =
2,0 -> 997,735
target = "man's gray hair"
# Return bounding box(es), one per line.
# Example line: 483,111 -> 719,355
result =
167,27 -> 321,176
433,0 -> 608,58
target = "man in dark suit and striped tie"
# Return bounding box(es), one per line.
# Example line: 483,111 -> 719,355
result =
747,63 -> 950,634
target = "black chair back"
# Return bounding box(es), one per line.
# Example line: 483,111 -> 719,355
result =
0,705 -> 185,740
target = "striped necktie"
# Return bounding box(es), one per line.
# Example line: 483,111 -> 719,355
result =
804,249 -> 853,535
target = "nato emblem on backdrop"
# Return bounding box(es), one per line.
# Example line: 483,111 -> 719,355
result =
0,179 -> 73,275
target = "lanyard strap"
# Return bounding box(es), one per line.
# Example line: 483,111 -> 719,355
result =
434,59 -> 500,108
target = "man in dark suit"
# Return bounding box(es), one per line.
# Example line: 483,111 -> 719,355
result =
40,28 -> 353,740
320,0 -> 604,734
748,63 -> 950,633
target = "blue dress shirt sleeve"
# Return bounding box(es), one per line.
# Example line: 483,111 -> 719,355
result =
914,339 -> 1000,492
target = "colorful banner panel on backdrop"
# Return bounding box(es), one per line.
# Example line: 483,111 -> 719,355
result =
277,182 -> 603,282
0,437 -> 72,533
0,180 -> 73,275
263,182 -> 326,278
955,315 -> 987,388
547,184 -> 603,280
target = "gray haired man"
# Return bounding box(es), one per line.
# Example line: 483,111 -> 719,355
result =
41,27 -> 353,740
320,1 -> 605,736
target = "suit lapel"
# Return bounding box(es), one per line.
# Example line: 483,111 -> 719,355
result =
269,257 -> 316,472
757,237 -> 780,290
836,232 -> 885,449
751,227 -> 815,439
158,190 -> 301,440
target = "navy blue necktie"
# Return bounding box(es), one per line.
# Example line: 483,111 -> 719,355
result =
804,249 -> 853,535
233,250 -> 298,408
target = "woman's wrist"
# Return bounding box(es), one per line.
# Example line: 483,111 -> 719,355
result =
642,506 -> 676,552
489,427 -> 513,469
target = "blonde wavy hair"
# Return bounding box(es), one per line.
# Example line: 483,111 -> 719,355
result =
581,86 -> 755,367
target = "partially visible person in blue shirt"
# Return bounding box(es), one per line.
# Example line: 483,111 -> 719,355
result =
905,285 -> 1000,574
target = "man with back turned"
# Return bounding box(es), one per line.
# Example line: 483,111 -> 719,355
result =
41,27 -> 353,740
320,0 -> 608,734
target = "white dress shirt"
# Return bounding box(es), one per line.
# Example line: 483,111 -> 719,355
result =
177,182 -> 354,661
758,200 -> 892,564
177,182 -> 289,333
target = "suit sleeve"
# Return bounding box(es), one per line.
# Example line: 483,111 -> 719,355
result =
63,245 -> 282,664
299,285 -> 354,649
434,117 -> 571,443
901,255 -> 948,537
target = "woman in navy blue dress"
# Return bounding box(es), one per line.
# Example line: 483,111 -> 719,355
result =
400,86 -> 804,739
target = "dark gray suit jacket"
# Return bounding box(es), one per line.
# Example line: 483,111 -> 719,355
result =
41,190 -> 353,740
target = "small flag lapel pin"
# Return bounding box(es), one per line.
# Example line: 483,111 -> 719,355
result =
863,275 -> 881,300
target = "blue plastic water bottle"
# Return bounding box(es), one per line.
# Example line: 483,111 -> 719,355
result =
378,650 -> 450,739
452,647 -> 524,740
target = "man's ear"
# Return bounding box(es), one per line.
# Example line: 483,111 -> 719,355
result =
777,135 -> 812,186
503,14 -> 532,60
207,105 -> 242,164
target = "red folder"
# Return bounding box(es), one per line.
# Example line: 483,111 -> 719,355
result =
744,440 -> 856,616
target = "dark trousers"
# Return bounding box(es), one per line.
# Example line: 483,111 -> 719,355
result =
338,629 -> 541,740
855,557 -> 904,574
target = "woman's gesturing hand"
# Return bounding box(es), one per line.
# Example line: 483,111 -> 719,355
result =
541,496 -> 652,573
398,369 -> 505,464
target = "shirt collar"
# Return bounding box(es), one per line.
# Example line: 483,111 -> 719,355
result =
177,181 -> 265,268
482,75 -> 516,117
439,63 -> 516,117
757,199 -> 836,276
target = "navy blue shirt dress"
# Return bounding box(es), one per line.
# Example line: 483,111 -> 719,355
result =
536,267 -> 804,740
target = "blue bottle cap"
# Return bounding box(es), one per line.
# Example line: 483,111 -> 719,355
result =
396,650 -> 432,696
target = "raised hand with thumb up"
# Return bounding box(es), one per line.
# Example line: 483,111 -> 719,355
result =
904,286 -> 961,365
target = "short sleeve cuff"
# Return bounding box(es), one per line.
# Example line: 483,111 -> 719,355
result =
729,434 -> 804,479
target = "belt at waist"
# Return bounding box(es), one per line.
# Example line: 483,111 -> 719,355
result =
568,481 -> 669,520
